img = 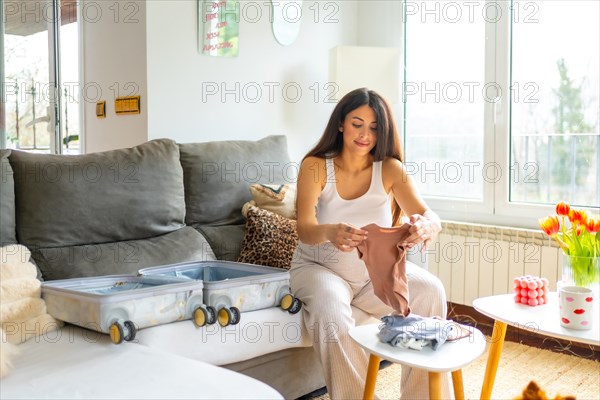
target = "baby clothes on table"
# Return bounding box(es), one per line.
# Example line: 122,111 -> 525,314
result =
356,223 -> 412,316
378,314 -> 473,351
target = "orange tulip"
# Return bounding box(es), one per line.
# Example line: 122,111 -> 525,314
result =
539,216 -> 560,236
586,218 -> 600,234
568,209 -> 588,225
556,201 -> 570,217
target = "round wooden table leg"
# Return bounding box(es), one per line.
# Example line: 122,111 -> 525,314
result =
428,371 -> 442,400
480,321 -> 507,400
452,369 -> 465,400
363,354 -> 381,400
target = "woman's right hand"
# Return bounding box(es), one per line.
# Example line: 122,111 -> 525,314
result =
327,223 -> 369,252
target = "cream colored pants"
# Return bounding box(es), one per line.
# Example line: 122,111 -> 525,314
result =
290,242 -> 451,400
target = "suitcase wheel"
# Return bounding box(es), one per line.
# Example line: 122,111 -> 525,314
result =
280,293 -> 294,311
217,307 -> 233,327
193,307 -> 208,327
288,297 -> 302,314
230,307 -> 241,325
206,306 -> 217,325
109,322 -> 124,345
123,320 -> 137,341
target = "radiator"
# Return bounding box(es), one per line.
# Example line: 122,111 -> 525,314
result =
407,222 -> 562,306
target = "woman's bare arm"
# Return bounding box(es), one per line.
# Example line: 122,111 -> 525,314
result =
296,157 -> 368,251
384,158 -> 442,249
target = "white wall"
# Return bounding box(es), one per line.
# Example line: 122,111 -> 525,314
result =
146,0 -> 358,162
356,1 -> 404,140
356,1 -> 403,48
82,0 -> 148,153
79,1 -> 403,160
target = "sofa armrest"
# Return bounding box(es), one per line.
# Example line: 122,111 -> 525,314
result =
1,326 -> 283,399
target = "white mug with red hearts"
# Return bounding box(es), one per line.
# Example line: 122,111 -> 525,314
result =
559,286 -> 594,330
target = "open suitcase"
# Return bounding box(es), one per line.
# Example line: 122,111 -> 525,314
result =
139,260 -> 302,327
41,274 -> 204,344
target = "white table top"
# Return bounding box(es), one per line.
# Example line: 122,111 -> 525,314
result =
349,324 -> 487,372
473,293 -> 600,346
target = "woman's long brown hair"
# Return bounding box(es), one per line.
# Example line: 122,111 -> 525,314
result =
304,88 -> 404,226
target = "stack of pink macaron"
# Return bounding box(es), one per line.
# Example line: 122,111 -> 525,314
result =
513,276 -> 549,306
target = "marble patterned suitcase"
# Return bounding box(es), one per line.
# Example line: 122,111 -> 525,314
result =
139,260 -> 302,327
42,274 -> 205,344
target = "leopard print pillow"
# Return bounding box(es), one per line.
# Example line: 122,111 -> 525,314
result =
237,205 -> 298,269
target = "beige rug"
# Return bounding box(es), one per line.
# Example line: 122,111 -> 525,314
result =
309,341 -> 600,399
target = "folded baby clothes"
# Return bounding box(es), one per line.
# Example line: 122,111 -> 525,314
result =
378,314 -> 472,351
356,223 -> 412,316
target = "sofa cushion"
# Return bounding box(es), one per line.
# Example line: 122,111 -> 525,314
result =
9,139 -> 186,248
32,227 -> 216,280
195,224 -> 246,261
242,183 -> 297,220
134,305 -> 379,367
135,307 -> 311,366
179,135 -> 293,227
0,149 -> 17,245
237,206 -> 298,269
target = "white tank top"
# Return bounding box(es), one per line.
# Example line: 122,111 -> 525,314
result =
292,158 -> 392,289
316,158 -> 393,228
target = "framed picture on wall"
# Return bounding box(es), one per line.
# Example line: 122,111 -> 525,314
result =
199,0 -> 240,57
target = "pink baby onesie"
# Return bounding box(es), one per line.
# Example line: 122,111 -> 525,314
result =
356,223 -> 412,316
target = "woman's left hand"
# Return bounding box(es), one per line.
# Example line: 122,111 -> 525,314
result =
401,213 -> 441,252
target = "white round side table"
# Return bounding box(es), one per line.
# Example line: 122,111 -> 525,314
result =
349,323 -> 486,400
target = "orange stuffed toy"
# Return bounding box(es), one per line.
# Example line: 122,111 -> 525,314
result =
515,381 -> 576,400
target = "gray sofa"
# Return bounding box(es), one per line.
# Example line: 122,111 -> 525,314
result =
1,136 -> 333,399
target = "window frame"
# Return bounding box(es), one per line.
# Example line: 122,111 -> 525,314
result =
402,0 -> 598,229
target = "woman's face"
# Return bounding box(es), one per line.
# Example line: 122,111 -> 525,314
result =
340,104 -> 378,156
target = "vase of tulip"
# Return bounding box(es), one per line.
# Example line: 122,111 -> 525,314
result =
539,201 -> 600,290
561,254 -> 600,288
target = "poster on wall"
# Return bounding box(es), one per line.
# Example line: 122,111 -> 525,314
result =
200,0 -> 240,57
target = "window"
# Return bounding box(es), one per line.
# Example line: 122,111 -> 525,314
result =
509,1 -> 598,207
404,1 -> 486,201
403,0 -> 599,227
1,0 -> 81,154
